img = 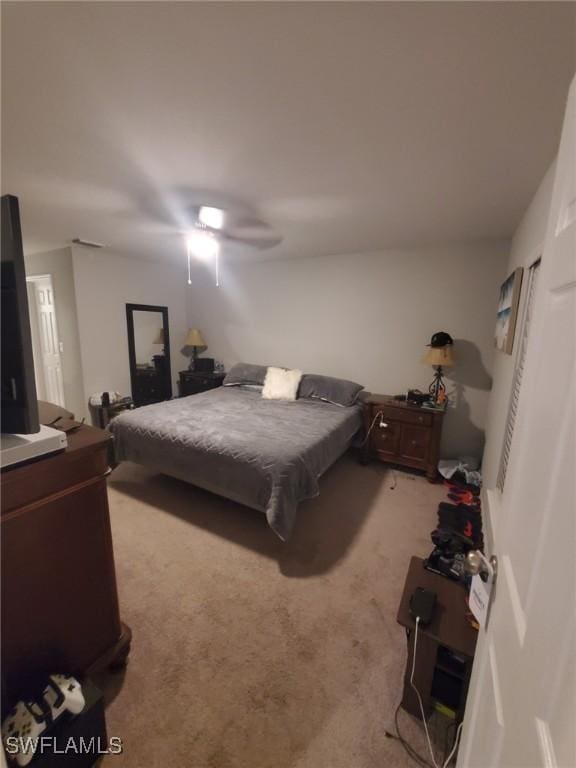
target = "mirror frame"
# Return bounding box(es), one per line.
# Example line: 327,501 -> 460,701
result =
126,303 -> 172,403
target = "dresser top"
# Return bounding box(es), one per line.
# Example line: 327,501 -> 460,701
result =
1,424 -> 109,477
364,394 -> 446,419
397,557 -> 477,658
179,370 -> 225,379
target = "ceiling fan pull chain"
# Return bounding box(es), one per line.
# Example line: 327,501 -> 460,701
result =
215,250 -> 220,288
187,240 -> 192,285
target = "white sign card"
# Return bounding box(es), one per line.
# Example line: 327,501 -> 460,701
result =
469,571 -> 494,629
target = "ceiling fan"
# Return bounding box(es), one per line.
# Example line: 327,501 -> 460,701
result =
185,205 -> 282,286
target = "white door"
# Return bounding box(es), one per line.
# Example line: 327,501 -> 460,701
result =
28,275 -> 65,407
458,77 -> 576,767
26,280 -> 46,400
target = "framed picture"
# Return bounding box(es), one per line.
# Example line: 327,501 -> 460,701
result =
495,267 -> 523,354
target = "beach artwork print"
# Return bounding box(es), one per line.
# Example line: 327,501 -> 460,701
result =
495,268 -> 523,355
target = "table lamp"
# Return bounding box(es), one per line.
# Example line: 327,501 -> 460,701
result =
181,329 -> 207,370
152,328 -> 167,371
422,332 -> 454,405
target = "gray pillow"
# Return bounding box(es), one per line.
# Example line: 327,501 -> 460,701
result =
298,374 -> 364,407
223,363 -> 267,387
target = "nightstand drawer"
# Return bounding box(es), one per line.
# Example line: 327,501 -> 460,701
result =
194,377 -> 217,389
371,420 -> 401,456
399,425 -> 431,462
184,378 -> 207,390
379,406 -> 432,427
178,371 -> 226,397
184,380 -> 218,395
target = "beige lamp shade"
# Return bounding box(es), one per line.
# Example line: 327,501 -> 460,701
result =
182,328 -> 207,355
153,328 -> 165,345
422,346 -> 455,367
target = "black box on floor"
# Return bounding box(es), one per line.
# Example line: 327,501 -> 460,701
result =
12,679 -> 109,768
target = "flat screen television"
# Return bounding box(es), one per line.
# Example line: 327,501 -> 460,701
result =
1,194 -> 40,434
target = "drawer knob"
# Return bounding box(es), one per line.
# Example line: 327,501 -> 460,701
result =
418,416 -> 423,422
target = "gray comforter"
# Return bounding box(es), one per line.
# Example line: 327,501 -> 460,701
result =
109,386 -> 363,539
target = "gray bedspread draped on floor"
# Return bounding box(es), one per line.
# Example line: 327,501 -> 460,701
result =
109,386 -> 363,539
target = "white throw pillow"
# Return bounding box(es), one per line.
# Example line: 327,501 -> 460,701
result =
262,366 -> 303,401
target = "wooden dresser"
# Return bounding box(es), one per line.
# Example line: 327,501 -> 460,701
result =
362,395 -> 444,481
1,425 -> 131,713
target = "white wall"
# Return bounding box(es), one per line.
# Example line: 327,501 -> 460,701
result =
186,241 -> 509,459
24,247 -> 86,419
72,248 -> 189,405
481,161 -> 556,490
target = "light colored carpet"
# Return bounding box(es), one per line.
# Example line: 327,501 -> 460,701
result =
97,455 -> 448,767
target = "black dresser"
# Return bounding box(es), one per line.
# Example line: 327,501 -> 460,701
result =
133,366 -> 171,406
178,371 -> 225,397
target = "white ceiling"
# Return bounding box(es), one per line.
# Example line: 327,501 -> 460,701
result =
2,1 -> 575,263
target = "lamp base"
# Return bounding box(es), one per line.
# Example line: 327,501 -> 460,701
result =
429,365 -> 447,405
188,348 -> 199,371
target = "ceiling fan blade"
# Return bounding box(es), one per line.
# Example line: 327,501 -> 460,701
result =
185,202 -> 282,249
221,216 -> 282,249
223,231 -> 283,250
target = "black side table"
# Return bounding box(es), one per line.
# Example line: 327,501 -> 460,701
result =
396,557 -> 477,723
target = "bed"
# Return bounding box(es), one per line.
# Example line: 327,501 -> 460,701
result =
109,382 -> 363,540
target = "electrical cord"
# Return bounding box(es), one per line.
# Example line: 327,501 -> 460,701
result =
385,702 -> 434,767
361,412 -> 398,490
360,409 -> 385,446
385,620 -> 465,768
386,699 -> 463,768
410,618 -> 464,768
411,617 -> 439,765
443,720 -> 457,765
443,722 -> 464,768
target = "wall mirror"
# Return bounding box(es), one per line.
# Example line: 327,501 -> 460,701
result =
126,303 -> 172,406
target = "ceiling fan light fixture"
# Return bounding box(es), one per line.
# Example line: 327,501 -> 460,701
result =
186,228 -> 219,261
198,205 -> 225,230
184,201 -> 279,287
185,227 -> 221,287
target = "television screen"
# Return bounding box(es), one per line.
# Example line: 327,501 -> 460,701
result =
1,195 -> 40,434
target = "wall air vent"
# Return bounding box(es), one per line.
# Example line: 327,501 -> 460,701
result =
72,238 -> 106,249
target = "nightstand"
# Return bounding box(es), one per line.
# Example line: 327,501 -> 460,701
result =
178,370 -> 226,397
362,394 -> 444,481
